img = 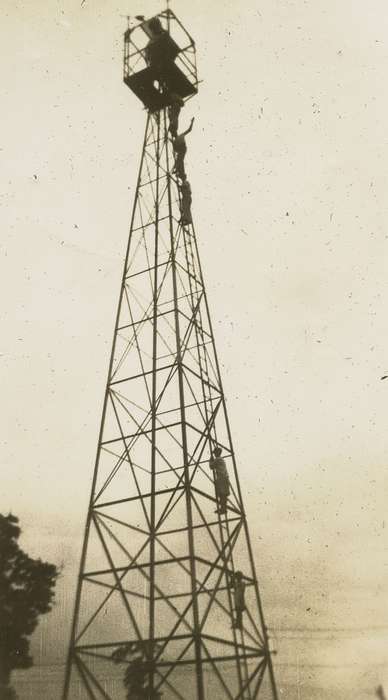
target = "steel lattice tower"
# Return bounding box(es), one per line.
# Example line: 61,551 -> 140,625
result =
63,9 -> 280,700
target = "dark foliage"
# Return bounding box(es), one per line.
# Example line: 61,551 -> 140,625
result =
123,659 -> 162,699
0,514 -> 58,696
111,641 -> 162,700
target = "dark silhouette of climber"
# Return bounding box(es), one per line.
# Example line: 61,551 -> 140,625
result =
172,118 -> 194,181
209,445 -> 229,515
180,179 -> 192,225
231,571 -> 246,630
168,93 -> 184,137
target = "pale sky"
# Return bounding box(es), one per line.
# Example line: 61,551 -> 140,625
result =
1,0 -> 388,698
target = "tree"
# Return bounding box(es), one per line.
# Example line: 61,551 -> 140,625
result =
0,513 -> 58,698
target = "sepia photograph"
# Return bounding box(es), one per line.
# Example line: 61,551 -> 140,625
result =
1,1 -> 388,698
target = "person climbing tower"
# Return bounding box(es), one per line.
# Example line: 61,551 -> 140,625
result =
209,445 -> 230,514
112,643 -> 162,700
231,570 -> 246,630
124,656 -> 147,699
168,93 -> 184,137
179,178 -> 192,225
172,117 -> 195,181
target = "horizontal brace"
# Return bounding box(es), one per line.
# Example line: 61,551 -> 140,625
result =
130,215 -> 170,234
83,576 -> 148,600
156,651 -> 265,668
74,636 -> 264,658
75,632 -> 193,652
109,363 -> 175,387
77,648 -> 265,669
100,420 -> 182,446
202,633 -> 265,655
83,555 -> 256,585
97,453 -> 208,477
158,516 -> 242,536
156,397 -> 214,419
93,486 -> 183,509
92,508 -> 242,536
154,584 -> 234,600
157,340 -> 213,363
157,456 -> 210,474
138,172 -> 172,187
83,555 -> 191,578
117,308 -> 174,331
116,299 -> 200,333
124,261 -> 169,281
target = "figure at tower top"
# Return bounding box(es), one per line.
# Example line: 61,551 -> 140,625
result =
123,9 -> 198,112
144,16 -> 179,75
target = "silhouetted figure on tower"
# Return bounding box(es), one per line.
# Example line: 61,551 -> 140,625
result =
172,117 -> 194,181
144,18 -> 167,69
124,657 -> 146,700
124,656 -> 162,700
231,570 -> 246,630
209,445 -> 229,514
180,178 -> 192,225
143,16 -> 179,95
168,93 -> 184,137
112,643 -> 162,700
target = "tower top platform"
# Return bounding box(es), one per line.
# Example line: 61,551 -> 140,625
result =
124,9 -> 198,112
